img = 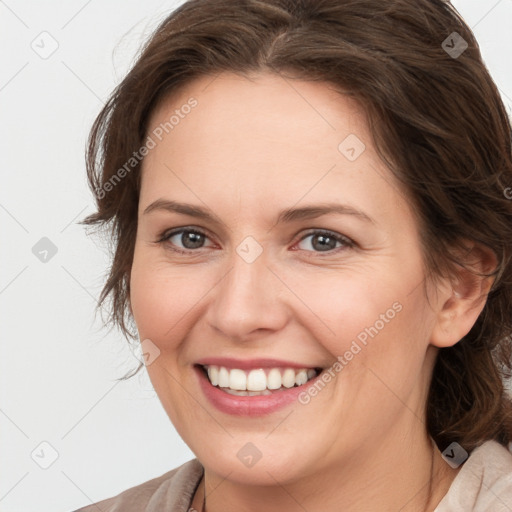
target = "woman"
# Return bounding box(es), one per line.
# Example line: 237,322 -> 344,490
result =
75,0 -> 512,510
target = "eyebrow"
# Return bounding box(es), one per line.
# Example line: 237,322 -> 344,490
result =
143,199 -> 374,225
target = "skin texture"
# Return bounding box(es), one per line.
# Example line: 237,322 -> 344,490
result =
129,72 -> 493,511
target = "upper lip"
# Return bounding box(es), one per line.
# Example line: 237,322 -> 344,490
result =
195,357 -> 323,370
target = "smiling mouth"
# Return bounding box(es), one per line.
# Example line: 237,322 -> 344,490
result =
198,364 -> 323,396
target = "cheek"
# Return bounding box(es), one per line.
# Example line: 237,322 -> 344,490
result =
279,261 -> 433,387
129,253 -> 221,358
275,265 -> 407,354
333,280 -> 435,409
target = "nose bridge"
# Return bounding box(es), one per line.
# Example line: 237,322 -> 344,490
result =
207,238 -> 287,338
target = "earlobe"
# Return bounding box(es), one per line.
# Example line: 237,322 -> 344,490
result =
430,242 -> 497,349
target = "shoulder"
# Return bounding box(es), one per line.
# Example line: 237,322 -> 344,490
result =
435,440 -> 512,512
71,458 -> 203,512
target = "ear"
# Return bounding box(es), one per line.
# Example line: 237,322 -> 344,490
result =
430,241 -> 497,348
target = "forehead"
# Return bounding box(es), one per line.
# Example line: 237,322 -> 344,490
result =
146,71 -> 366,155
139,71 -> 409,226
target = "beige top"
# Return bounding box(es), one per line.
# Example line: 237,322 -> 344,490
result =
72,440 -> 512,511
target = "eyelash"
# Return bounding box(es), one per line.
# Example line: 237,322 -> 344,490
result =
156,227 -> 355,257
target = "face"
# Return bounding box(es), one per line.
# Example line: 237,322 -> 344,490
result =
129,71 -> 441,486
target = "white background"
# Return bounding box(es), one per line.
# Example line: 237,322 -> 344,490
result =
1,1 -> 511,511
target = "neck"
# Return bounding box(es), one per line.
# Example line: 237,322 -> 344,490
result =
198,431 -> 460,512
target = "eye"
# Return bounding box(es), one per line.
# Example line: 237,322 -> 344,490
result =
158,227 -> 214,254
294,229 -> 354,254
157,227 -> 354,256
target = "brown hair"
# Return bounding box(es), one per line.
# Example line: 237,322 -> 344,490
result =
81,0 -> 512,453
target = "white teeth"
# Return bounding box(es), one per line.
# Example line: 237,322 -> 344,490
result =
224,388 -> 273,396
295,369 -> 308,386
218,366 -> 229,388
282,368 -> 296,388
207,366 -> 219,386
229,369 -> 247,390
203,365 -> 319,392
247,369 -> 267,391
267,368 -> 282,390
248,389 -> 272,396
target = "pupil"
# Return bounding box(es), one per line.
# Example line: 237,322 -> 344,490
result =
313,234 -> 335,251
183,231 -> 204,249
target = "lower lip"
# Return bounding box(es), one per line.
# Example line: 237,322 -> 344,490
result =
195,366 -> 321,417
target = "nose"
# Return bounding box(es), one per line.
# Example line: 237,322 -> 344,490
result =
205,247 -> 289,342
